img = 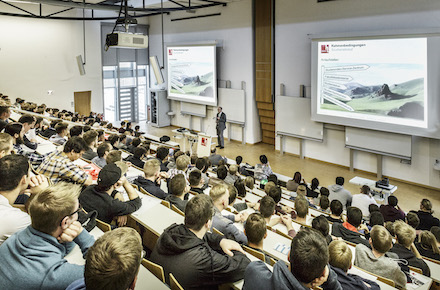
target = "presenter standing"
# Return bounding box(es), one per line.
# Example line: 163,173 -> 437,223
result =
216,106 -> 226,149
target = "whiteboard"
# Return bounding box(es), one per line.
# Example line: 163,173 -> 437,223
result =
218,88 -> 245,124
275,96 -> 324,141
180,102 -> 206,117
345,127 -> 412,159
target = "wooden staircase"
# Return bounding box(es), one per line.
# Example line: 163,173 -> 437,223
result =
255,0 -> 275,145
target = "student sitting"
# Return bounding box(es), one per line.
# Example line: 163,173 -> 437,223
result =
329,176 -> 352,211
6,122 -> 49,166
319,195 -> 331,213
380,195 -> 406,222
406,211 -> 421,230
294,196 -> 312,226
254,154 -> 273,180
150,194 -> 250,289
307,177 -> 320,198
165,174 -> 189,212
286,171 -> 303,192
37,137 -> 93,186
18,114 -> 37,150
259,195 -> 296,238
416,231 -> 440,261
234,179 -> 247,198
332,206 -> 370,247
168,154 -> 190,180
244,227 -> 342,290
326,199 -> 345,223
40,119 -> 61,138
0,132 -> 13,157
49,122 -> 69,145
80,163 -> 142,226
0,154 -> 48,245
368,211 -> 384,229
431,226 -> 440,250
195,157 -> 209,189
106,150 -> 122,164
81,130 -> 98,161
124,146 -> 147,169
312,215 -> 333,244
210,184 -> 248,244
354,225 -> 407,289
134,158 -> 169,200
245,176 -> 255,192
91,142 -> 111,168
210,164 -> 228,186
268,185 -> 293,215
208,148 -> 226,166
189,169 -> 205,194
0,182 -> 95,289
66,228 -> 143,290
329,240 -> 380,290
244,213 -> 276,264
107,134 -> 120,150
126,137 -> 141,154
224,164 -> 240,185
351,185 -> 378,219
389,220 -> 430,276
411,199 -> 440,230
69,125 -> 83,138
155,146 -> 170,172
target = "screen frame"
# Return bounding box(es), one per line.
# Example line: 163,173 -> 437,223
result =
166,43 -> 218,106
311,33 -> 440,139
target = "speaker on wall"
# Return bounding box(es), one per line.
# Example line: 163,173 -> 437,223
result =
76,55 -> 86,76
150,55 -> 164,85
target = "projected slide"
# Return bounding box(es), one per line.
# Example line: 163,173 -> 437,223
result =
316,38 -> 427,128
167,45 -> 217,106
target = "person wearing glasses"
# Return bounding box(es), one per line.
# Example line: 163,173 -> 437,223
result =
0,182 -> 95,290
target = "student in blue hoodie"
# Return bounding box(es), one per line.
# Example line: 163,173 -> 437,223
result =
243,227 -> 342,290
329,240 -> 380,290
0,182 -> 95,290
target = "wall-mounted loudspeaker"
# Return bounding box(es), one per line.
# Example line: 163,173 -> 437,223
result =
150,56 -> 164,85
76,55 -> 86,76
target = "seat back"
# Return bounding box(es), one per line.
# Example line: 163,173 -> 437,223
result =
141,259 -> 165,283
169,273 -> 184,290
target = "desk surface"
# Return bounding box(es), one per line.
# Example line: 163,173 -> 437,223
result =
349,176 -> 397,194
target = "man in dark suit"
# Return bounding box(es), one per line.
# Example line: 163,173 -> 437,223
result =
216,106 -> 226,149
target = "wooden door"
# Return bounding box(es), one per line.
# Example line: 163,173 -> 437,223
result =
74,91 -> 91,116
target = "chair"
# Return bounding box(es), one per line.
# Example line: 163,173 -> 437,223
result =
212,227 -> 224,236
161,200 -> 171,208
171,205 -> 185,216
269,257 -> 277,266
139,186 -> 154,198
169,273 -> 184,290
142,259 -> 165,283
243,245 -> 266,262
409,265 -> 423,274
95,219 -> 112,232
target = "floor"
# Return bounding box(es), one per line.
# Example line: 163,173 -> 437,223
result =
137,121 -> 440,219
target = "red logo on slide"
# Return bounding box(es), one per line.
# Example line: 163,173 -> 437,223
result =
321,45 -> 329,53
168,49 -> 173,55
201,137 -> 207,146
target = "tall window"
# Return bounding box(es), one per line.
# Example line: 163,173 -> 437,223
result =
101,23 -> 149,123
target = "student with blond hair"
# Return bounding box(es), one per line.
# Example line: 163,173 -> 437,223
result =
354,225 -> 407,288
0,182 -> 95,289
67,228 -> 143,290
134,158 -> 169,199
389,220 -> 430,276
0,132 -> 13,157
210,184 -> 248,244
416,231 -> 440,261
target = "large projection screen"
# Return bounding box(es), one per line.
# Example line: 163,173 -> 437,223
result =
311,34 -> 440,139
167,44 -> 217,106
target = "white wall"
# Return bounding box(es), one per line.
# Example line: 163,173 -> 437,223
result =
275,0 -> 440,188
145,0 -> 260,144
0,5 -> 114,113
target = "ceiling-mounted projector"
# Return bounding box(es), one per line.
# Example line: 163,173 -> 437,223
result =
106,32 -> 148,49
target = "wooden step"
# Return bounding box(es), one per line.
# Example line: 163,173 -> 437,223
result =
262,136 -> 275,145
257,102 -> 274,110
258,109 -> 275,118
260,116 -> 275,125
263,130 -> 275,139
262,123 -> 275,131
